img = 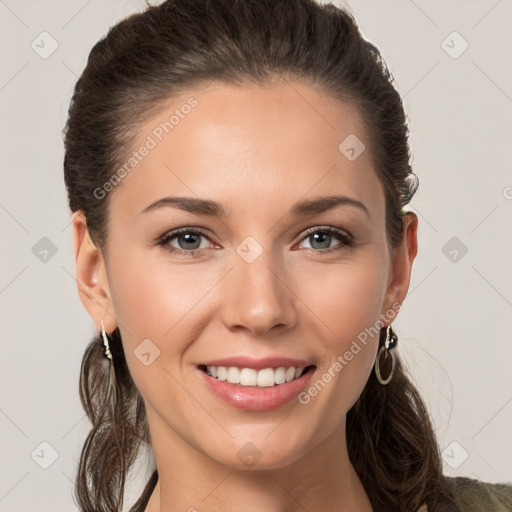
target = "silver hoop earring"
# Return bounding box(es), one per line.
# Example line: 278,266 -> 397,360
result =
101,320 -> 113,361
374,325 -> 397,385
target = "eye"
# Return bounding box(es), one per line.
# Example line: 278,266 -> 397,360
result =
157,225 -> 354,257
157,228 -> 214,256
297,226 -> 353,253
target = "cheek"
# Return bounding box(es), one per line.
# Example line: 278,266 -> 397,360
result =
295,254 -> 388,343
108,248 -> 218,343
106,250 -> 226,393
294,255 -> 388,411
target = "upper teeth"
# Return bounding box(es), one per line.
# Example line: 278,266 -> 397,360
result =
206,366 -> 306,387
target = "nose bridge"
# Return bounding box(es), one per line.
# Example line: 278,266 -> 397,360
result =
221,236 -> 296,335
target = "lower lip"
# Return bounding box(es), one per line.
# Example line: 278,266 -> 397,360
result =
198,367 -> 315,411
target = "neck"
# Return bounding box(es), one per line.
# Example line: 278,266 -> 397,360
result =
144,409 -> 372,512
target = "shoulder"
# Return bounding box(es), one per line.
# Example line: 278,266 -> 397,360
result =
446,476 -> 512,511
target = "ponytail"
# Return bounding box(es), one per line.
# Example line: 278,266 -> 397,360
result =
74,329 -> 150,511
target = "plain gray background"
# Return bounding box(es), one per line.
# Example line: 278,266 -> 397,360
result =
1,0 -> 511,510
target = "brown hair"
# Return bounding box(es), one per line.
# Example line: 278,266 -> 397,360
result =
63,0 -> 459,510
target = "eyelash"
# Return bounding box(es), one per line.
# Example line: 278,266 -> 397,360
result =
156,226 -> 354,257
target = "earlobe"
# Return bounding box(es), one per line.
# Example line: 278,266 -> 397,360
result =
71,211 -> 117,333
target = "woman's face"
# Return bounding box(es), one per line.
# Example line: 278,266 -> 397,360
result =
74,79 -> 417,471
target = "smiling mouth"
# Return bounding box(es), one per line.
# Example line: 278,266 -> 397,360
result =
198,364 -> 316,388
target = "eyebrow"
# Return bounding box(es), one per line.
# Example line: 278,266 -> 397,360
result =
140,194 -> 370,219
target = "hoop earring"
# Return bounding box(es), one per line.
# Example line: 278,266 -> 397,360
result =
374,325 -> 397,385
101,319 -> 113,361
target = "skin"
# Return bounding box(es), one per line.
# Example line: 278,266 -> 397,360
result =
72,79 -> 418,512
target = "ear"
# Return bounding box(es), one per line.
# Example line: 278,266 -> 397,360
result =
381,211 -> 418,321
71,210 -> 118,334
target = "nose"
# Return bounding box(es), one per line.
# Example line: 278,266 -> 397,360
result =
219,246 -> 298,337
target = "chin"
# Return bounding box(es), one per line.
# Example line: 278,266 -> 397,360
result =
203,431 -> 315,471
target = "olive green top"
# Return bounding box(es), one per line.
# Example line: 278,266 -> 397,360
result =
418,477 -> 512,511
451,476 -> 512,511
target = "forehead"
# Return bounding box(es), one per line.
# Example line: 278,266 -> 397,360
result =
108,79 -> 385,225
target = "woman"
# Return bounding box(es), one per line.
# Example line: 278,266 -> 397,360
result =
64,0 -> 512,510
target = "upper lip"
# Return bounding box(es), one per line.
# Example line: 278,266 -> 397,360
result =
200,356 -> 315,370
